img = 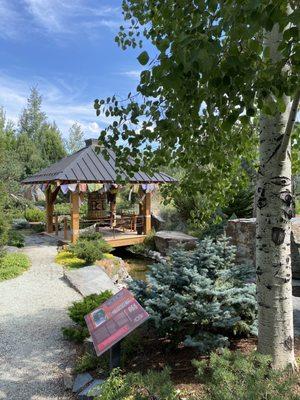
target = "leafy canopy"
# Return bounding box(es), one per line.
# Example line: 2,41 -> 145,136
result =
95,1 -> 299,223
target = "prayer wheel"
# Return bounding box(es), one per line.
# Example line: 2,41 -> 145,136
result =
87,192 -> 107,219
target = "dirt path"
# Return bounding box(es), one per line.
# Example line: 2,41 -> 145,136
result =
0,234 -> 81,400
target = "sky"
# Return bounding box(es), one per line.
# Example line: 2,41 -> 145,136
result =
0,0 -> 149,139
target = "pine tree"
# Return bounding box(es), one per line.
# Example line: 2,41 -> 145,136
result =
129,237 -> 257,353
19,87 -> 46,141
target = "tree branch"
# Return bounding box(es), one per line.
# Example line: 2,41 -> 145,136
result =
279,90 -> 300,160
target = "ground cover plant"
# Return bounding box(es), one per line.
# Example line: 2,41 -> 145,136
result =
95,367 -> 181,400
0,252 -> 30,281
129,237 -> 257,353
193,349 -> 300,400
62,291 -> 112,343
7,230 -> 25,248
55,250 -> 86,269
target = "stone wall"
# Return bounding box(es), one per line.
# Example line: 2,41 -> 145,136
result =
225,217 -> 300,279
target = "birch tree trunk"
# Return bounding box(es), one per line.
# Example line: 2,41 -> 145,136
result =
256,24 -> 298,369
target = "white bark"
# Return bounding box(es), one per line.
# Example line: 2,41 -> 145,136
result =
256,24 -> 297,369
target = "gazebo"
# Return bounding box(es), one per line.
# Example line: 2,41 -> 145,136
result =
22,139 -> 176,246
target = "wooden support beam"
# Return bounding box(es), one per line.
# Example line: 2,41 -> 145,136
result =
55,215 -> 59,236
63,217 -> 68,240
70,191 -> 80,243
143,192 -> 151,235
46,187 -> 54,233
46,186 -> 60,234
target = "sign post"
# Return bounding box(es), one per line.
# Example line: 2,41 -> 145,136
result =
85,288 -> 149,367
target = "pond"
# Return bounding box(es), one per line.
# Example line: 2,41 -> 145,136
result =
112,247 -> 155,281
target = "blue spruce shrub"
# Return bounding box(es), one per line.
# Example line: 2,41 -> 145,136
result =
129,236 -> 257,353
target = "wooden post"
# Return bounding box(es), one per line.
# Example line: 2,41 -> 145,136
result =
63,217 -> 68,240
110,193 -> 117,228
46,187 -> 54,233
45,185 -> 60,234
143,192 -> 151,235
70,191 -> 80,243
55,215 -> 59,236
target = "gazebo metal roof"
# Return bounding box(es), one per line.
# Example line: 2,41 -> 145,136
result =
22,139 -> 176,185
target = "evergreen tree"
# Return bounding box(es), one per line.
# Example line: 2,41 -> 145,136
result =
129,237 -> 257,354
39,122 -> 66,166
19,87 -> 46,141
66,122 -> 84,154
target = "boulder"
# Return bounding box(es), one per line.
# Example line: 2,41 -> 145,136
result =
225,217 -> 300,279
78,379 -> 105,399
72,372 -> 93,393
154,230 -> 197,255
64,265 -> 117,297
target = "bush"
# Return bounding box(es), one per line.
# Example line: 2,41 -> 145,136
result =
62,291 -> 112,342
75,352 -> 100,373
129,236 -> 257,353
69,240 -> 105,264
24,208 -> 45,222
193,349 -> 299,400
7,230 -> 25,248
69,234 -> 112,264
0,253 -> 30,281
95,368 -> 180,400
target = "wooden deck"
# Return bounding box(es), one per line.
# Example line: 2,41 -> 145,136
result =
44,226 -> 146,248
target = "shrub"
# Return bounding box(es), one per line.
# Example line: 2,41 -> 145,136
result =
69,234 -> 112,264
24,208 -> 45,222
69,240 -> 105,264
0,253 -> 30,281
54,202 -> 70,215
7,230 -> 25,248
62,291 -> 112,342
193,349 -> 299,400
143,229 -> 156,250
129,236 -> 257,353
75,352 -> 100,373
95,368 -> 180,400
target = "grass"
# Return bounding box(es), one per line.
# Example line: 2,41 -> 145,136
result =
0,253 -> 31,281
55,250 -> 86,269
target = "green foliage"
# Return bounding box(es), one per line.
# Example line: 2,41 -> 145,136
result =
222,187 -> 254,219
95,368 -> 180,400
69,240 -> 105,264
68,291 -> 112,326
63,291 -> 112,343
69,233 -> 112,264
75,351 -> 100,373
24,208 -> 45,222
55,250 -> 86,269
54,202 -> 70,215
0,253 -> 30,281
65,122 -> 85,154
129,237 -> 257,353
7,230 -> 25,248
143,229 -> 156,250
193,349 -> 300,400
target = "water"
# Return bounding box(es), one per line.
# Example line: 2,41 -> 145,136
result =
112,247 -> 155,280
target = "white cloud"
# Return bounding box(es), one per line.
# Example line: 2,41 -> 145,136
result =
0,72 -> 112,137
0,0 -> 24,39
119,70 -> 141,80
24,0 -> 121,36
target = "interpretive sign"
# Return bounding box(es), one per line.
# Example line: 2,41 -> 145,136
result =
85,288 -> 149,357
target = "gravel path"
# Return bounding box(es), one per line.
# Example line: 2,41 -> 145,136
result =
0,234 -> 82,400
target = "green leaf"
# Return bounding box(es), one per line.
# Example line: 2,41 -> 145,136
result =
137,51 -> 149,65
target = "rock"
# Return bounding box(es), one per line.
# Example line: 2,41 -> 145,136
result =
64,265 -> 117,297
151,214 -> 164,231
3,246 -> 20,254
63,367 -> 74,390
225,217 -> 300,278
154,230 -> 197,255
12,218 -> 30,230
72,372 -> 93,393
78,379 -> 105,399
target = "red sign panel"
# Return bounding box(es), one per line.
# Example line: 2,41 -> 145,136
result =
85,288 -> 149,356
